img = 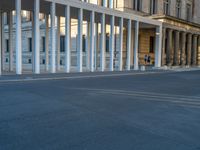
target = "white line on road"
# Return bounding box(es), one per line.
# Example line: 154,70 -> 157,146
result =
70,87 -> 200,108
71,87 -> 200,100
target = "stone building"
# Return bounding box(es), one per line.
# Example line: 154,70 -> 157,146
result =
114,0 -> 200,66
0,0 -> 199,75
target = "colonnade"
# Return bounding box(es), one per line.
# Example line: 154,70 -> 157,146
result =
162,28 -> 200,66
0,0 -> 162,75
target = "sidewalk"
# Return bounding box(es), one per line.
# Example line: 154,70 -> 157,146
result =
0,69 -> 168,83
0,66 -> 199,83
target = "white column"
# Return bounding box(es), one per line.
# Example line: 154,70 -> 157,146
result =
109,0 -> 113,8
31,12 -> 35,72
34,0 -> 40,74
50,2 -> 56,73
103,0 -> 107,7
100,13 -> 105,72
109,15 -> 114,71
134,21 -> 139,70
57,16 -> 60,71
119,17 -> 123,71
16,0 -> 22,75
1,13 -> 5,71
65,5 -> 70,73
90,11 -> 95,72
94,23 -> 97,70
86,22 -> 90,70
155,25 -> 162,68
126,19 -> 131,70
45,14 -> 49,72
9,11 -> 13,72
0,13 -> 2,75
77,8 -> 83,72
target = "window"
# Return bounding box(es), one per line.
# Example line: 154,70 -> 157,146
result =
28,38 -> 32,52
28,59 -> 32,64
6,14 -> 9,25
42,59 -> 45,64
60,36 -> 65,52
149,36 -> 155,53
176,0 -> 181,18
186,3 -> 192,21
82,35 -> 86,52
26,11 -> 31,22
42,37 -> 45,52
6,39 -> 9,52
163,0 -> 170,15
39,13 -> 45,21
22,11 -> 31,22
150,0 -> 157,14
133,0 -> 142,11
106,33 -> 109,52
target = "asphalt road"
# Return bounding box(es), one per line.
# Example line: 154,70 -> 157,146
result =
0,70 -> 200,150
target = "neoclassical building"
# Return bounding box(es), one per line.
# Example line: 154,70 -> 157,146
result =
0,0 -> 199,75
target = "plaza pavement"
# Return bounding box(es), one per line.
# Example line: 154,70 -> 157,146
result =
0,69 -> 200,150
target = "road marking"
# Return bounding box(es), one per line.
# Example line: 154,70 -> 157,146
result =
71,88 -> 200,108
97,91 -> 200,108
71,87 -> 200,100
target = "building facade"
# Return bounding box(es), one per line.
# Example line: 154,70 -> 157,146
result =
116,0 -> 200,66
0,0 -> 199,75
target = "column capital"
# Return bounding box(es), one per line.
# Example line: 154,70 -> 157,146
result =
193,34 -> 198,38
181,32 -> 186,36
167,28 -> 173,32
174,30 -> 180,33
